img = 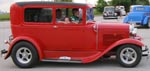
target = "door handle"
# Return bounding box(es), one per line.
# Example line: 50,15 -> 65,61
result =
53,25 -> 58,29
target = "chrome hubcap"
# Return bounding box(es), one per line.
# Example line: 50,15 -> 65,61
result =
120,47 -> 137,64
16,47 -> 32,64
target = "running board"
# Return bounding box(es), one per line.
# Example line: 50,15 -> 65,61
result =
42,59 -> 82,63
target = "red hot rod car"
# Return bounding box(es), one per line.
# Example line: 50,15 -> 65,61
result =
1,1 -> 149,68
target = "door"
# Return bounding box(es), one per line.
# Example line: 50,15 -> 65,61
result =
48,24 -> 86,51
47,7 -> 97,51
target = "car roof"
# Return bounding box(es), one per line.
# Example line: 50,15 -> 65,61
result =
104,6 -> 115,8
16,1 -> 86,7
132,6 -> 150,12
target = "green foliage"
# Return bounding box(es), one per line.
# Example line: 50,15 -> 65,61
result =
136,0 -> 149,5
93,8 -> 102,15
111,0 -> 132,12
0,14 -> 10,21
96,0 -> 107,13
110,0 -> 150,12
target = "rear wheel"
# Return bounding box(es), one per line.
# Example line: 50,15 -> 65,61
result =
117,44 -> 142,67
146,18 -> 150,28
11,41 -> 39,68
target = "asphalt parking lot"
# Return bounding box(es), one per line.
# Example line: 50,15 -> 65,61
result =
0,16 -> 150,71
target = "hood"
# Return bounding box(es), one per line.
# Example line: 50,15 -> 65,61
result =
97,23 -> 130,46
98,23 -> 129,31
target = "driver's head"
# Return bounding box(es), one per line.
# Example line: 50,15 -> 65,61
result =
56,9 -> 62,17
72,8 -> 79,16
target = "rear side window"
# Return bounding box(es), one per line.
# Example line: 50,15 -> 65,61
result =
136,7 -> 145,11
24,8 -> 52,23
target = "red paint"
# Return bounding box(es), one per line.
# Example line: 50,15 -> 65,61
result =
5,2 -> 144,63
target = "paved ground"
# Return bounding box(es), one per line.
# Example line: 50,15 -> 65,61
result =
0,16 -> 150,71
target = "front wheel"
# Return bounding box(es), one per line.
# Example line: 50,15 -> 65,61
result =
11,41 -> 39,68
117,44 -> 142,67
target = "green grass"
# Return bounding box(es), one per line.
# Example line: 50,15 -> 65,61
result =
0,14 -> 10,21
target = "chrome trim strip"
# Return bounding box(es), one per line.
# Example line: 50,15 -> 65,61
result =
42,59 -> 81,63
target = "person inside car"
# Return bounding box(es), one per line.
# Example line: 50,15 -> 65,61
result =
56,9 -> 64,22
71,8 -> 80,23
63,17 -> 72,24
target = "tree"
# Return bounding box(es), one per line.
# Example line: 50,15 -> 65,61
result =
96,0 -> 107,13
110,0 -> 132,12
131,0 -> 136,5
136,0 -> 149,5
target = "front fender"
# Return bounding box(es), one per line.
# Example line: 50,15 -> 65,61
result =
143,16 -> 149,25
110,38 -> 144,48
102,38 -> 144,56
82,38 -> 144,63
5,36 -> 43,61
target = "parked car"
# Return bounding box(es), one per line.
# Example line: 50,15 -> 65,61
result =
1,1 -> 149,68
116,6 -> 126,16
124,6 -> 150,28
103,6 -> 118,19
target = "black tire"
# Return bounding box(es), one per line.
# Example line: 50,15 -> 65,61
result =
116,44 -> 142,67
146,18 -> 150,28
103,17 -> 106,19
103,55 -> 111,59
11,41 -> 39,68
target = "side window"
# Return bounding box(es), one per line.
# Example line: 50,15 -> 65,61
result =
56,8 -> 83,24
24,8 -> 52,23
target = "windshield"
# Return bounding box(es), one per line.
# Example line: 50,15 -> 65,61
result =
86,8 -> 94,21
104,7 -> 115,12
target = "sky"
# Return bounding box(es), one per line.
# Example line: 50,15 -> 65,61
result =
0,0 -> 110,12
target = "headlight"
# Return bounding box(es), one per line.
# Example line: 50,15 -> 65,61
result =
129,24 -> 137,35
114,13 -> 117,16
104,13 -> 107,16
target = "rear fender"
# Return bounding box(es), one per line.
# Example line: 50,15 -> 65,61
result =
143,16 -> 150,25
82,38 -> 144,63
5,36 -> 43,61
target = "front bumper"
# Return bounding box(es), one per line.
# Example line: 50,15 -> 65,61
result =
103,15 -> 118,19
0,40 -> 10,57
1,49 -> 8,56
133,35 -> 149,57
142,45 -> 149,57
